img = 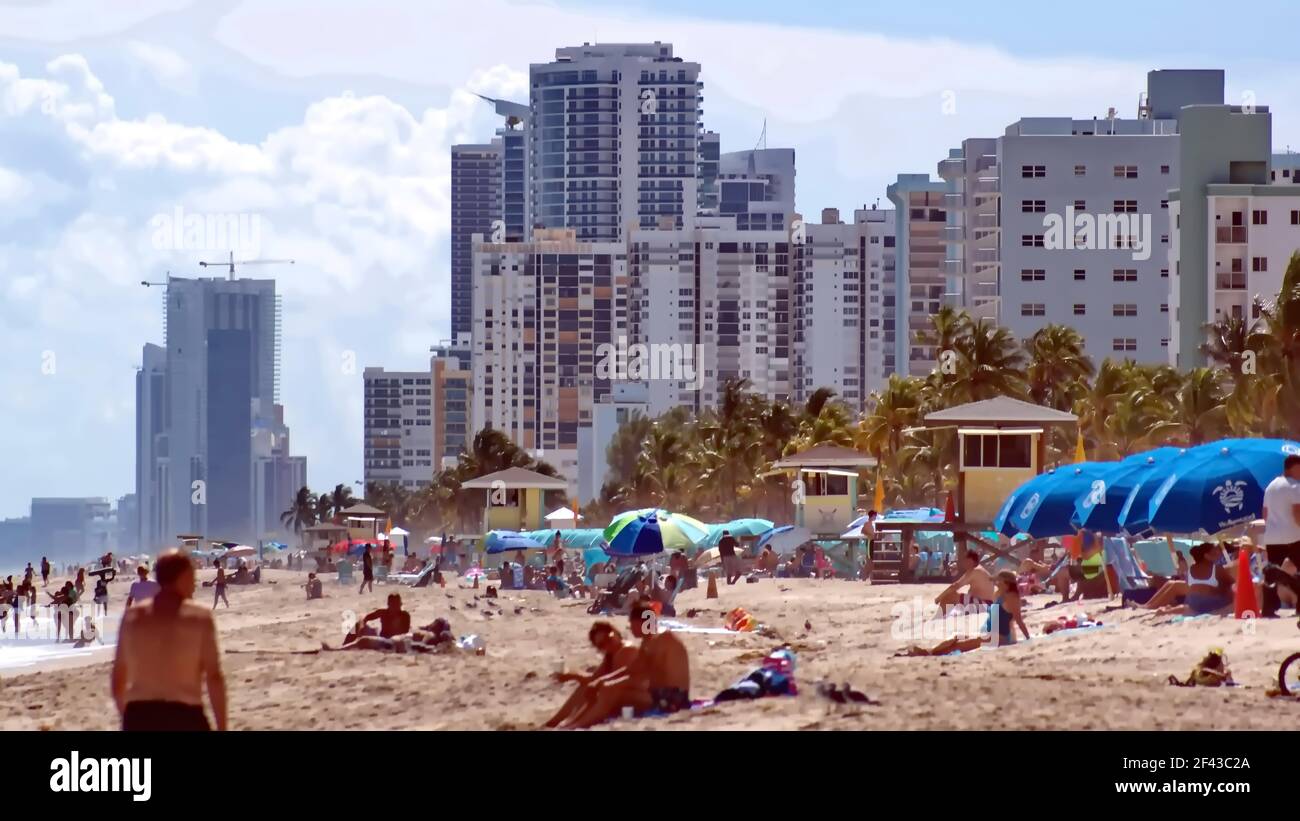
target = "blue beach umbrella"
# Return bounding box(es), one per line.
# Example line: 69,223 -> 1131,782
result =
484,530 -> 547,554
1145,443 -> 1289,534
1073,447 -> 1183,534
1002,462 -> 1114,538
1116,448 -> 1196,535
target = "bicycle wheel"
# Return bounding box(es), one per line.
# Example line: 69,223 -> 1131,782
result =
1278,652 -> 1300,695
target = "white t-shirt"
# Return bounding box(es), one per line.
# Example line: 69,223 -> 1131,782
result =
127,579 -> 161,603
1262,475 -> 1300,545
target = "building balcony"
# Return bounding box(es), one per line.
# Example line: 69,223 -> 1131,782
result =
1216,273 -> 1248,290
1216,226 -> 1248,244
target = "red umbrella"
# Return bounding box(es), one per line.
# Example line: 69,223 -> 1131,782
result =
329,538 -> 387,555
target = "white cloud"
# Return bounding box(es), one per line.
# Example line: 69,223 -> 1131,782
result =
126,41 -> 197,95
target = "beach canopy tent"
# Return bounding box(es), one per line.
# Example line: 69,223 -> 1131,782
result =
544,507 -> 583,522
521,528 -> 608,551
699,518 -> 776,547
484,530 -> 547,554
755,525 -> 813,555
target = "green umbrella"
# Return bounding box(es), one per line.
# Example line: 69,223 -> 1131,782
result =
603,509 -> 711,552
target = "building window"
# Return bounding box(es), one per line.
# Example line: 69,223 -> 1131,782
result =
1073,304 -> 1086,316
1021,200 -> 1046,213
1160,165 -> 1170,174
1021,303 -> 1045,317
1021,165 -> 1046,178
1291,210 -> 1300,225
1112,338 -> 1137,352
1113,165 -> 1138,179
1074,165 -> 1086,176
1113,200 -> 1138,213
1113,303 -> 1138,317
1253,209 -> 1268,225
1021,234 -> 1045,247
1161,199 -> 1169,209
1161,268 -> 1170,278
1161,303 -> 1169,313
1112,269 -> 1137,282
1073,269 -> 1086,281
963,433 -> 1032,469
1020,268 -> 1045,281
1073,199 -> 1087,211
1253,257 -> 1268,272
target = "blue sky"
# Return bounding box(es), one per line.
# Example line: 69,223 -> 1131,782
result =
0,0 -> 1297,521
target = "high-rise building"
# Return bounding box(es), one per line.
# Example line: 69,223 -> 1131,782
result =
472,227 -> 630,491
938,137 -> 1001,321
115,493 -> 139,555
30,498 -> 114,564
529,42 -> 702,242
0,516 -> 32,572
136,276 -> 306,550
996,70 -> 1224,364
363,365 -> 436,490
717,148 -> 796,232
697,130 -> 720,215
451,142 -> 503,343
628,216 -> 793,413
887,174 -> 948,376
1168,104 -> 1291,366
793,206 -> 896,409
431,335 -> 473,469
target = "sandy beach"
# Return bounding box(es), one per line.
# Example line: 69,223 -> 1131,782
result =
3,569 -> 1299,730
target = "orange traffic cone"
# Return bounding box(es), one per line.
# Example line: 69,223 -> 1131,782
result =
706,571 -> 719,599
1234,548 -> 1258,619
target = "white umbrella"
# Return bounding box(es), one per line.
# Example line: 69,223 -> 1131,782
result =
544,507 -> 582,522
389,526 -> 411,536
424,536 -> 443,544
223,545 -> 256,559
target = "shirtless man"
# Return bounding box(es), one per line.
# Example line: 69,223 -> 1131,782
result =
935,549 -> 997,616
111,549 -> 227,731
545,621 -> 639,728
325,593 -> 411,650
562,597 -> 690,729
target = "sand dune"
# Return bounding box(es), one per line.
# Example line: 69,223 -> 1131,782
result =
3,569 -> 1298,730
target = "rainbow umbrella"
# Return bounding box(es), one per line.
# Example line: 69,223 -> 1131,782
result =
604,509 -> 710,555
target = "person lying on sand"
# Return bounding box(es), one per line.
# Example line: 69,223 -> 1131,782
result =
560,597 -> 691,729
934,550 -> 997,616
898,571 -> 1030,656
545,620 -> 639,728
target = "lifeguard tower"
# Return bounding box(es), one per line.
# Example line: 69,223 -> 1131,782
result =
771,444 -> 878,536
338,503 -> 387,543
461,467 -> 569,534
919,397 -> 1078,562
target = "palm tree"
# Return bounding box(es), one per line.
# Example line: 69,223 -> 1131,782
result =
280,486 -> 316,543
329,484 -> 355,518
950,318 -> 1028,402
1149,367 -> 1229,446
1025,324 -> 1094,411
313,492 -> 334,524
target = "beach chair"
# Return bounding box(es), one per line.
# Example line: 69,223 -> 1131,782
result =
375,565 -> 389,583
336,560 -> 354,585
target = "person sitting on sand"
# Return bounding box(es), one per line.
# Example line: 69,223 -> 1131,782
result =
934,550 -> 997,616
560,597 -> 691,729
545,620 -> 640,728
546,564 -> 570,598
898,570 -> 1031,656
327,593 -> 411,650
756,545 -> 778,576
1182,543 -> 1235,615
305,573 -> 323,600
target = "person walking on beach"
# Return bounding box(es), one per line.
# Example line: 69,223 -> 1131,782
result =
112,549 -> 227,731
93,576 -> 110,619
1262,454 -> 1300,569
718,529 -> 742,586
126,565 -> 160,609
860,509 -> 879,581
359,545 -> 375,595
212,559 -> 229,609
40,556 -> 49,588
24,562 -> 34,588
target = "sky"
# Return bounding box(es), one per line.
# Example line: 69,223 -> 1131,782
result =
0,0 -> 1297,520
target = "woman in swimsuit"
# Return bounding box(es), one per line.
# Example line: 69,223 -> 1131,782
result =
1181,542 -> 1235,616
212,559 -> 229,609
898,571 -> 1031,656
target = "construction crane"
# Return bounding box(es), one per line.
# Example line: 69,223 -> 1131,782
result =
198,251 -> 295,280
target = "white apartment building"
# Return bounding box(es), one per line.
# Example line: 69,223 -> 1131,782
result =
793,206 -> 896,408
471,228 -> 630,493
363,365 -> 436,490
938,137 -> 1001,321
529,42 -> 702,243
628,216 -> 792,413
886,174 -> 947,376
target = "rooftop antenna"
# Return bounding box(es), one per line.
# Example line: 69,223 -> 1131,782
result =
754,118 -> 767,152
198,251 -> 295,281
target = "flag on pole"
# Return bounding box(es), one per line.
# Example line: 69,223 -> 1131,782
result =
1074,429 -> 1086,463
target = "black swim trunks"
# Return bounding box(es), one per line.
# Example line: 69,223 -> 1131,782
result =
122,700 -> 210,731
647,686 -> 690,714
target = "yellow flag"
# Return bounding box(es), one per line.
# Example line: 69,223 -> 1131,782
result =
872,472 -> 885,512
1074,429 -> 1086,463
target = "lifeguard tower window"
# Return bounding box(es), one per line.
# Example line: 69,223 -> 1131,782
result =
490,489 -> 520,506
962,433 -> 1032,469
805,472 -> 849,496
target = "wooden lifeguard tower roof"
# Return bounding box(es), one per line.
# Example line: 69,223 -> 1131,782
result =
338,503 -> 386,518
461,467 -> 568,490
923,397 -> 1077,429
772,443 -> 877,470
